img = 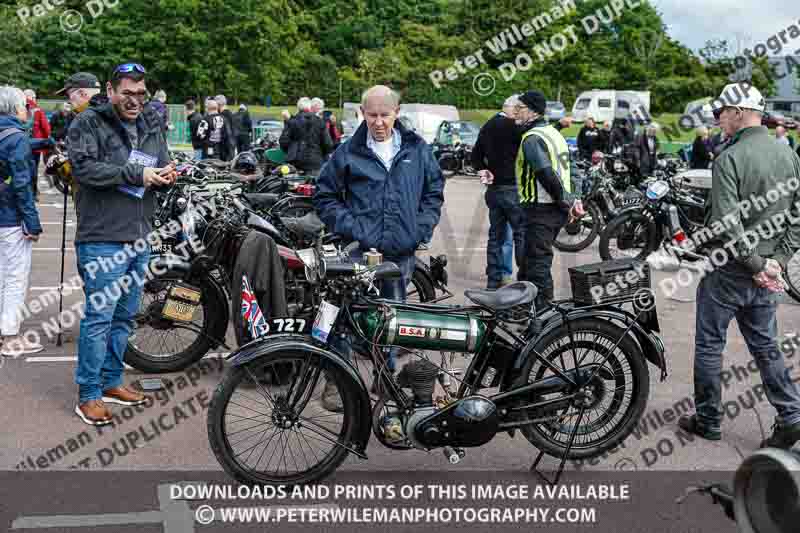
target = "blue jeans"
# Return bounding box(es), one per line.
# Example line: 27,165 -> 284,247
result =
694,264 -> 800,430
485,186 -> 526,289
501,223 -> 513,278
331,253 -> 416,373
75,242 -> 151,404
194,149 -> 204,161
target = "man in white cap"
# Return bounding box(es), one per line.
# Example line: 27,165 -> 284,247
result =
679,81 -> 800,449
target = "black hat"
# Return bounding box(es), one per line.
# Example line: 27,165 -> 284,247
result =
56,72 -> 101,95
518,91 -> 547,114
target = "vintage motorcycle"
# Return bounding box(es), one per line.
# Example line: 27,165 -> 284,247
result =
125,184 -> 449,373
207,245 -> 667,486
598,175 -> 707,262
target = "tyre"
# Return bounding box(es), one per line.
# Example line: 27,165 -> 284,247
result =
408,266 -> 436,303
599,211 -> 658,261
784,248 -> 800,304
515,318 -> 650,460
124,271 -> 228,373
554,201 -> 603,253
208,348 -> 359,485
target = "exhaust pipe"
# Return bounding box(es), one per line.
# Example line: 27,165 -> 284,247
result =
732,445 -> 800,533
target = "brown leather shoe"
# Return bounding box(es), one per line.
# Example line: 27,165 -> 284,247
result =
102,385 -> 148,406
75,400 -> 113,426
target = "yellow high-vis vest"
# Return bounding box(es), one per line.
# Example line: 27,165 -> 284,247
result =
516,124 -> 571,204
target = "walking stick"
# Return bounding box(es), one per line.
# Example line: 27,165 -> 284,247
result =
56,181 -> 68,347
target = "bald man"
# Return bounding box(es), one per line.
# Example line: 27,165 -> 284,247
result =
313,85 -> 445,410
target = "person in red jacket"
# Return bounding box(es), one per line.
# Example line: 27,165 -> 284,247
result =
23,90 -> 51,201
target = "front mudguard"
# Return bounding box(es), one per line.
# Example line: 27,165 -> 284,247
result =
227,333 -> 373,457
503,306 -> 668,391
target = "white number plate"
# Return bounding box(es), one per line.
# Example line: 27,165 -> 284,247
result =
312,300 -> 340,343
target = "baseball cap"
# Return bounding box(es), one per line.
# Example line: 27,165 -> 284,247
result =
56,72 -> 101,95
518,91 -> 547,115
712,82 -> 765,119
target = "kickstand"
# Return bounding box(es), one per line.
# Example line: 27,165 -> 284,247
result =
529,405 -> 586,485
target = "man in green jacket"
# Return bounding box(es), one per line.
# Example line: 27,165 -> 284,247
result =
679,82 -> 800,449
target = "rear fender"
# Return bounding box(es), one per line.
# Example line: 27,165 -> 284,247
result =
503,307 -> 667,390
147,255 -> 230,348
228,334 -> 373,456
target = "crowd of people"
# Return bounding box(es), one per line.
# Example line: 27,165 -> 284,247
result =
184,94 -> 343,175
1,64 -> 800,449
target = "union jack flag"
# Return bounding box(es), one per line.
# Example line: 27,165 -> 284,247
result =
241,274 -> 269,339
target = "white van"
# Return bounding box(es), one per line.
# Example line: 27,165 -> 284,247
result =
398,104 -> 460,144
571,90 -> 651,124
682,98 -> 716,128
341,102 -> 460,144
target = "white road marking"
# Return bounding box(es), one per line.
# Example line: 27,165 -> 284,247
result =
25,353 -> 229,363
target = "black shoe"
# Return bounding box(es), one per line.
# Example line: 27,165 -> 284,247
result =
678,414 -> 721,441
760,421 -> 800,449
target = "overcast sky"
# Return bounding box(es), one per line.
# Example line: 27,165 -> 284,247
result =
652,0 -> 800,55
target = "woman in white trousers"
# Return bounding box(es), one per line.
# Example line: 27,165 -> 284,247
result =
0,86 -> 44,357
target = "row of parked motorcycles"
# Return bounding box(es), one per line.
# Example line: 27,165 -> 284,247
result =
561,149 -> 800,304
95,145 -> 678,488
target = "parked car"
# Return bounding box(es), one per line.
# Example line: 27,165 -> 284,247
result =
545,101 -> 566,121
256,119 -> 284,137
762,111 -> 797,129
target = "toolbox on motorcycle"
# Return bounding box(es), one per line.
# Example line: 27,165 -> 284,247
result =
568,258 -> 651,306
161,282 -> 202,322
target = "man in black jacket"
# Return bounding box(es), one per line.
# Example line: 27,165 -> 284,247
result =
279,99 -> 333,174
576,116 -> 600,160
199,99 -> 234,160
634,124 -> 660,179
185,99 -> 204,160
471,94 -> 527,289
68,62 -> 176,426
233,104 -> 253,153
216,94 -> 237,160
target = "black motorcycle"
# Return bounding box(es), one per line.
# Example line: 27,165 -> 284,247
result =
598,176 -> 706,262
555,154 -> 645,253
437,141 -> 478,178
125,183 -> 450,373
207,243 -> 667,486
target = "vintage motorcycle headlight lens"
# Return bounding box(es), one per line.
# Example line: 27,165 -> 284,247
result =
646,180 -> 670,201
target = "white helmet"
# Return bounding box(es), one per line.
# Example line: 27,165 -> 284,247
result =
711,82 -> 765,118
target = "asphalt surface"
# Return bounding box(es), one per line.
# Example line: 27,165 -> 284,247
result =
0,173 -> 797,531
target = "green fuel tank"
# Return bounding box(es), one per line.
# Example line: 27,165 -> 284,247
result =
357,308 -> 487,353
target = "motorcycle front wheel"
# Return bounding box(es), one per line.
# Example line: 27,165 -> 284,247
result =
515,318 -> 650,460
783,248 -> 800,304
208,349 -> 359,486
554,201 -> 603,253
598,211 -> 658,261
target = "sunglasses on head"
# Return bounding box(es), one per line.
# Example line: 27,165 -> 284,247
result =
112,63 -> 146,77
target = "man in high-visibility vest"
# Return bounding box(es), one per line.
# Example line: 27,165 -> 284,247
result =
514,91 -> 582,310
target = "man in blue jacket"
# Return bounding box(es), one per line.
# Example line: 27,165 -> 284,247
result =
314,85 -> 445,410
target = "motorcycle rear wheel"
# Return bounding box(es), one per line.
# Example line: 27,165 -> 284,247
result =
515,318 -> 649,460
124,271 -> 227,373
